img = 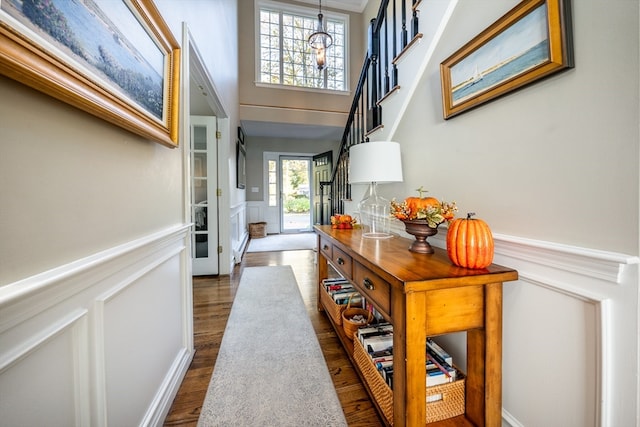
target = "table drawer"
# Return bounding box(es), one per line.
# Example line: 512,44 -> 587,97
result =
332,246 -> 352,279
353,262 -> 391,317
319,236 -> 333,259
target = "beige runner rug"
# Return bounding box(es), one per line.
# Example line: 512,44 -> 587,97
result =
197,266 -> 347,426
246,233 -> 317,252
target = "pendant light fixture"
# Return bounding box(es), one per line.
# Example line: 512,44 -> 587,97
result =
308,0 -> 333,70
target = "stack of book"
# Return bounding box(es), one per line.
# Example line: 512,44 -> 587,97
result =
321,278 -> 361,305
357,323 -> 458,391
357,322 -> 394,386
426,338 -> 457,387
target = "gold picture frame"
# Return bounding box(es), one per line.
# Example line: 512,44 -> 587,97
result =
0,0 -> 180,147
440,0 -> 573,119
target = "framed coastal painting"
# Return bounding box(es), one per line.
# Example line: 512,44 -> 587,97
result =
0,0 -> 180,147
440,0 -> 573,119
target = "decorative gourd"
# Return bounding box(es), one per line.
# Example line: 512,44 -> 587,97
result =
331,214 -> 355,229
405,186 -> 439,218
446,213 -> 494,269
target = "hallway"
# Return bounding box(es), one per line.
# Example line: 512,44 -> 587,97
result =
163,249 -> 383,426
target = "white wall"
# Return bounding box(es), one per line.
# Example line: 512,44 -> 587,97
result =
245,136 -> 340,202
358,0 -> 639,426
155,0 -> 242,211
0,0 -> 239,425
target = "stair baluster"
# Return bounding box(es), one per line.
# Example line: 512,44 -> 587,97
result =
328,0 -> 421,217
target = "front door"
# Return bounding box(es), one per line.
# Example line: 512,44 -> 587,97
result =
190,116 -> 219,275
280,156 -> 312,233
312,151 -> 332,225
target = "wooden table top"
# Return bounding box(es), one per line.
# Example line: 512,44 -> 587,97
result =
314,225 -> 518,292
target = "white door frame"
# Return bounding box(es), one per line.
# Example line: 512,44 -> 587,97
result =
263,151 -> 313,234
182,24 -> 231,274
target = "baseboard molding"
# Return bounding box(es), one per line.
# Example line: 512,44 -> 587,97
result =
142,347 -> 195,427
502,408 -> 524,427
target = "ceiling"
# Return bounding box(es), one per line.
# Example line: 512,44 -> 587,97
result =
295,0 -> 368,13
190,82 -> 345,141
240,120 -> 344,140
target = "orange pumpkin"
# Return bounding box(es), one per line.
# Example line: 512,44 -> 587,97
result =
446,213 -> 494,269
405,187 -> 439,217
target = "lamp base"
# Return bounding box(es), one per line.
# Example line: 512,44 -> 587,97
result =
363,231 -> 394,239
358,182 -> 393,239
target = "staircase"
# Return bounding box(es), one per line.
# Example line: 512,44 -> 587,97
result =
328,0 -> 457,217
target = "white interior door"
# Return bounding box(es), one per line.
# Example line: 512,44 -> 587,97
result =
191,115 -> 219,275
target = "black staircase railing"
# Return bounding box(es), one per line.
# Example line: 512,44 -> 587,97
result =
326,0 -> 422,219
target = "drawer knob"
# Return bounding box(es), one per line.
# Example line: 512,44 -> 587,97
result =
363,278 -> 375,290
323,245 -> 329,251
337,257 -> 345,265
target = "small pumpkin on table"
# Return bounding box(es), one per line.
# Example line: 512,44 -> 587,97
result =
330,214 -> 357,229
390,187 -> 457,254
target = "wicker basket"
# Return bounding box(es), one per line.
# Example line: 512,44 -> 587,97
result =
341,294 -> 373,340
353,338 -> 394,422
353,338 -> 465,424
319,283 -> 346,326
249,222 -> 267,238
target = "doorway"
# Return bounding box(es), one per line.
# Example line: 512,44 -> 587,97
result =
190,116 -> 219,276
312,151 -> 332,225
183,23 -> 231,275
280,156 -> 312,233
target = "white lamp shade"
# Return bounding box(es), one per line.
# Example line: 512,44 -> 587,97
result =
349,141 -> 403,184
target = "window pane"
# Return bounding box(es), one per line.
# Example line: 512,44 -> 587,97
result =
258,3 -> 346,91
268,160 -> 277,207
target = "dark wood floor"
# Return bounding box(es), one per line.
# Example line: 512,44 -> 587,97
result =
163,248 -> 383,426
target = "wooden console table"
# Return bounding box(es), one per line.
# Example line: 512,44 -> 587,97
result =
314,225 -> 518,427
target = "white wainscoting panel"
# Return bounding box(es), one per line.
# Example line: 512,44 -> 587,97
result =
247,200 -> 279,234
230,202 -> 248,265
0,310 -> 89,427
0,224 -> 193,427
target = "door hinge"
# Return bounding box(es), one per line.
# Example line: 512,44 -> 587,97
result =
217,188 -> 222,197
218,246 -> 223,254
216,131 -> 222,139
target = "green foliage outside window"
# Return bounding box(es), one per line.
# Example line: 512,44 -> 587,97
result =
284,197 -> 310,213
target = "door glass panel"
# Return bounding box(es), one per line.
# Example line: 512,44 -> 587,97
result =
192,124 -> 208,259
268,160 -> 277,207
193,126 -> 207,150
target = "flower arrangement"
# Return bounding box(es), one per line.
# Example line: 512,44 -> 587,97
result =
390,187 -> 457,228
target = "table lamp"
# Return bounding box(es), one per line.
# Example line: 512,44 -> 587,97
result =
349,141 -> 403,238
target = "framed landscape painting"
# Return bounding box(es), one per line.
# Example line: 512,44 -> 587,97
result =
440,0 -> 573,119
0,0 -> 180,147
